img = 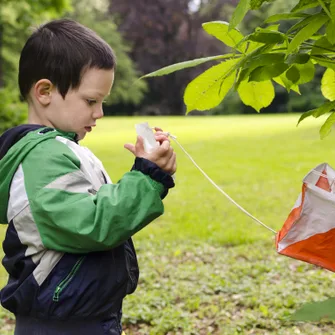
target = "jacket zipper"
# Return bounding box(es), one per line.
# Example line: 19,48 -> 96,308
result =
53,256 -> 85,302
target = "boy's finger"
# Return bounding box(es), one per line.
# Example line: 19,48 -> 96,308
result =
159,140 -> 171,151
124,143 -> 136,155
164,153 -> 177,175
135,136 -> 146,156
154,134 -> 170,144
154,130 -> 169,137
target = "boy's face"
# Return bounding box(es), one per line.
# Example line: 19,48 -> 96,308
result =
41,68 -> 115,141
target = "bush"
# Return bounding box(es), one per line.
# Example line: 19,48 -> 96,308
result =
0,88 -> 27,134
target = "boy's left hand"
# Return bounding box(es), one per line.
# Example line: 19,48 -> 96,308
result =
124,127 -> 177,175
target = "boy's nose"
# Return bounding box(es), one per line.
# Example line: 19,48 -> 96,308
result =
93,106 -> 104,119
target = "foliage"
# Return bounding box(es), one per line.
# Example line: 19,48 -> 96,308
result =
0,0 -> 148,129
109,0 -> 239,115
0,0 -> 71,132
69,0 -> 148,108
1,0 -> 72,87
0,88 -> 27,134
142,0 -> 335,138
291,297 -> 335,321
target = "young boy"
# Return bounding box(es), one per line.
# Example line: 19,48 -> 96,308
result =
0,19 -> 176,335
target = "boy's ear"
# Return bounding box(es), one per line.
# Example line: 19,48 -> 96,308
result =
34,79 -> 54,106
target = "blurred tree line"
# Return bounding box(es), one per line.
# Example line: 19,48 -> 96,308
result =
0,0 -> 325,131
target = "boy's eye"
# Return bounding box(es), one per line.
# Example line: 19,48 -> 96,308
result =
86,99 -> 97,106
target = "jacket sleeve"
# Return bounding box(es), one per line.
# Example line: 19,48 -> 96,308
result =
22,139 -> 166,254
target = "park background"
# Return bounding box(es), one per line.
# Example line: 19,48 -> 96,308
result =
1,0 -> 335,334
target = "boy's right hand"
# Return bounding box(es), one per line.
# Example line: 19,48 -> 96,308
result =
124,136 -> 177,175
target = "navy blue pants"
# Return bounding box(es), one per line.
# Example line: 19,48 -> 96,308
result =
14,317 -> 122,335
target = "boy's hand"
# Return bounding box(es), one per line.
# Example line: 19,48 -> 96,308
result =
124,131 -> 177,175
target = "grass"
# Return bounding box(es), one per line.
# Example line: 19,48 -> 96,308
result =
1,114 -> 335,334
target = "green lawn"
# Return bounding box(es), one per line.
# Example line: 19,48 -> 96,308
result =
1,114 -> 335,334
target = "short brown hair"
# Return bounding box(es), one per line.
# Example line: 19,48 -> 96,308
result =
19,19 -> 116,100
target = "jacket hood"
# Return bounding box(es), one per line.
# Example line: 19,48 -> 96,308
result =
0,125 -> 76,223
0,125 -> 43,160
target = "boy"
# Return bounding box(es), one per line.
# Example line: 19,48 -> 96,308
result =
0,19 -> 176,335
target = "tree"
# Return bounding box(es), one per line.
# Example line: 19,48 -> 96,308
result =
1,0 -> 71,88
142,0 -> 335,138
0,0 -> 71,133
68,0 -> 148,113
109,0 -> 234,115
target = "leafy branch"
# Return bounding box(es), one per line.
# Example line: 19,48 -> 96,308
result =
141,0 -> 335,139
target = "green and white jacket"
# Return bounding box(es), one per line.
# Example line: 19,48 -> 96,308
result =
0,125 -> 174,324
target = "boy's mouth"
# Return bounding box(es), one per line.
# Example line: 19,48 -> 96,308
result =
85,126 -> 92,132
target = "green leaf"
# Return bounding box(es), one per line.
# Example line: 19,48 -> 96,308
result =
184,59 -> 238,113
140,54 -> 238,79
245,41 -> 263,53
311,36 -> 335,54
273,76 -> 301,94
236,36 -> 275,55
287,13 -> 325,34
286,53 -> 310,65
295,60 -> 315,84
320,112 -> 335,139
287,14 -> 329,53
245,53 -> 286,68
312,55 -> 335,70
229,0 -> 250,31
202,21 -> 244,51
317,0 -> 333,20
291,298 -> 335,321
326,21 -> 335,44
249,31 -> 285,44
321,68 -> 335,100
297,101 -> 335,125
260,24 -> 280,32
292,0 -> 319,12
250,0 -> 269,10
249,63 -> 289,82
286,66 -> 300,83
235,52 -> 285,87
265,13 -> 309,23
331,0 -> 335,22
237,80 -> 275,112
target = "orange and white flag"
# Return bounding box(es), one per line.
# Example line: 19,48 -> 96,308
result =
276,163 -> 335,272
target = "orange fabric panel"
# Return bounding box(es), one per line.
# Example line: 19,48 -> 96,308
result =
276,184 -> 306,245
315,168 -> 331,192
278,228 -> 335,272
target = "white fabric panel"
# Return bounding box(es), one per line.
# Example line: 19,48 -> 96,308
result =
8,165 -> 44,261
33,250 -> 64,286
278,184 -> 335,252
304,163 -> 335,192
45,170 -> 94,194
55,137 -> 112,193
291,192 -> 302,211
7,165 -> 29,222
12,206 -> 45,259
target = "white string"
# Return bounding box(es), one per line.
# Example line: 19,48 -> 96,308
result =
168,133 -> 277,235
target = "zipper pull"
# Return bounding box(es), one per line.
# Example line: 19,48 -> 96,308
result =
53,286 -> 61,302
